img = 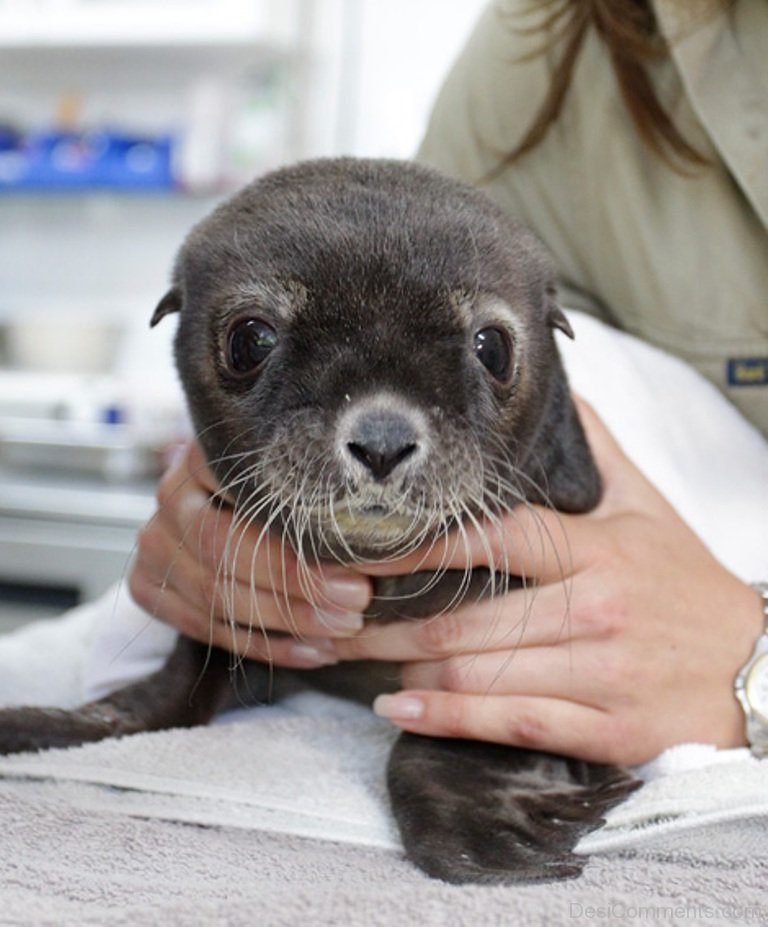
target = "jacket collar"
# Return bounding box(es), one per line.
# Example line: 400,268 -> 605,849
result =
653,0 -> 768,229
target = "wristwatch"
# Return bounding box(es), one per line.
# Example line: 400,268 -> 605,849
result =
734,582 -> 768,759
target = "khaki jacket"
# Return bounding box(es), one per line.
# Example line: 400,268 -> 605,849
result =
417,0 -> 768,437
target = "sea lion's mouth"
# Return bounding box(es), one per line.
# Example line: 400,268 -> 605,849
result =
328,506 -> 419,539
281,505 -> 425,561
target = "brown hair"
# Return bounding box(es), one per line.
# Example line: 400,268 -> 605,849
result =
503,0 -> 725,170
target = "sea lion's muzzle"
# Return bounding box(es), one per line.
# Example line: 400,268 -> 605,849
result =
336,394 -> 430,484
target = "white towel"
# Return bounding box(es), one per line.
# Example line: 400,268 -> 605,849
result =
0,691 -> 401,849
0,582 -> 176,710
0,685 -> 767,856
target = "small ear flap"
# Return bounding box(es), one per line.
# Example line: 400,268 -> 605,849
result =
541,393 -> 602,512
527,377 -> 602,513
548,302 -> 574,340
150,288 -> 182,328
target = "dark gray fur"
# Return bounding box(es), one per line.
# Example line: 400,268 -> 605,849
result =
0,158 -> 638,883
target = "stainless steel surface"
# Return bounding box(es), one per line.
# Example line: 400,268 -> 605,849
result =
0,469 -> 156,526
0,419 -> 161,480
0,369 -> 182,481
0,467 -> 157,627
0,417 -> 163,481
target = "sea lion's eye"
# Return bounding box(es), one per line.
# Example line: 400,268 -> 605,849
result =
227,318 -> 278,376
473,326 -> 513,385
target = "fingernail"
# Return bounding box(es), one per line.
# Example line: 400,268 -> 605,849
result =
320,574 -> 371,610
178,489 -> 209,523
312,610 -> 364,635
164,441 -> 187,470
373,694 -> 424,721
289,641 -> 339,667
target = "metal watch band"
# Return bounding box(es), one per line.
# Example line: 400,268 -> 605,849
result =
734,582 -> 768,758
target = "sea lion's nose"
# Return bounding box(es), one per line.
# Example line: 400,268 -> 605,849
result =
344,408 -> 421,481
347,439 -> 417,481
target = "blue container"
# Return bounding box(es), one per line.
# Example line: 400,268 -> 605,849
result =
0,129 -> 177,192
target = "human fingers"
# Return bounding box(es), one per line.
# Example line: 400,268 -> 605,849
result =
132,533 -> 366,639
333,582 -> 576,663
396,641 -> 626,706
131,580 -> 341,669
136,494 -> 370,619
373,691 -> 618,764
153,446 -> 305,599
130,441 -> 371,646
131,543 -> 352,667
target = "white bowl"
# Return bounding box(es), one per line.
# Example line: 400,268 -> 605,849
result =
5,318 -> 121,373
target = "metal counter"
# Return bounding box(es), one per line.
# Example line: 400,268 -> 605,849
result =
0,468 -> 157,631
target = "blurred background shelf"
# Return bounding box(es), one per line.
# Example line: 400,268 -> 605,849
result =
0,0 -> 297,47
0,468 -> 156,631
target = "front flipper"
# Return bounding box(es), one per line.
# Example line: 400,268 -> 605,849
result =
0,637 -> 233,755
387,733 -> 640,884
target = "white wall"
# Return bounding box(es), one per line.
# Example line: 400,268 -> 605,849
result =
339,0 -> 486,158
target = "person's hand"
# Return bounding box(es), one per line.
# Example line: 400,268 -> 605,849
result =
129,441 -> 372,668
335,399 -> 765,765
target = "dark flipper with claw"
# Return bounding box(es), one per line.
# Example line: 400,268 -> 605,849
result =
387,732 -> 641,884
0,637 -> 234,755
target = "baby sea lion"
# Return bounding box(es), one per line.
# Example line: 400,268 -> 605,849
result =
0,158 -> 638,883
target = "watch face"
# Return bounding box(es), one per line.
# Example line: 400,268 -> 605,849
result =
746,653 -> 768,723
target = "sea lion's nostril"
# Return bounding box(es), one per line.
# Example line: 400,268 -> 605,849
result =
347,441 -> 418,481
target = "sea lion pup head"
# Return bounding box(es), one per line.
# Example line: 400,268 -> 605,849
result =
152,157 -> 600,563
